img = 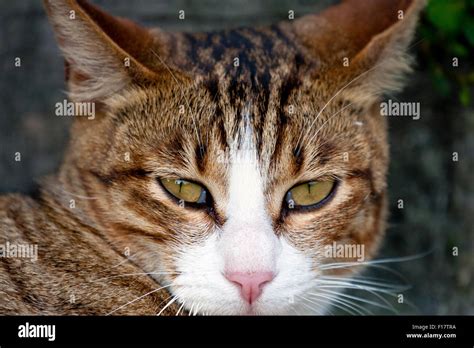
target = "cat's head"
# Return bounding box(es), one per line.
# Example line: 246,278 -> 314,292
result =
44,0 -> 425,314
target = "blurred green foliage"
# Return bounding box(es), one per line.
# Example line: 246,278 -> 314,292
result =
419,0 -> 474,105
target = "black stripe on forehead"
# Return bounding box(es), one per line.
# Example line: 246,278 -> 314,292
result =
177,25 -> 315,170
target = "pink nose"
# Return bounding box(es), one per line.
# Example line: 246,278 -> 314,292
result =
225,271 -> 275,304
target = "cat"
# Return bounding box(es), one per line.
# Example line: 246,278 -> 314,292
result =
0,0 -> 425,315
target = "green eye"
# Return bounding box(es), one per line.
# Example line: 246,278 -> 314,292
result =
160,178 -> 207,204
285,180 -> 336,208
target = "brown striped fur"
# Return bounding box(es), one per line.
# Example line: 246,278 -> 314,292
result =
0,0 -> 425,314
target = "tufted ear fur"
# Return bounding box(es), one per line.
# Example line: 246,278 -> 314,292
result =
291,0 -> 426,105
43,0 -> 188,102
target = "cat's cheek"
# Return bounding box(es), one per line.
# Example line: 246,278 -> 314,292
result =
348,192 -> 388,263
278,180 -> 383,273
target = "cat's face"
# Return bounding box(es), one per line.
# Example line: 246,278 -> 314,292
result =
45,0 -> 424,314
78,80 -> 388,315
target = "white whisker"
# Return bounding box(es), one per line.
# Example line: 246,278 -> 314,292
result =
176,301 -> 186,316
308,293 -> 358,315
157,295 -> 178,316
90,272 -> 181,283
106,283 -> 174,316
320,251 -> 432,270
319,275 -> 408,291
312,292 -> 369,315
317,288 -> 393,312
295,294 -> 327,315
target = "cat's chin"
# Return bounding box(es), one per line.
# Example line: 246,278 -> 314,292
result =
170,287 -> 333,316
177,299 -> 331,316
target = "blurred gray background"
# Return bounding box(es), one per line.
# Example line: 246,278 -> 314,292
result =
0,0 -> 472,314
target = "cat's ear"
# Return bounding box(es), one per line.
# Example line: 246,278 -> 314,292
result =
292,0 -> 426,104
43,0 -> 187,102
